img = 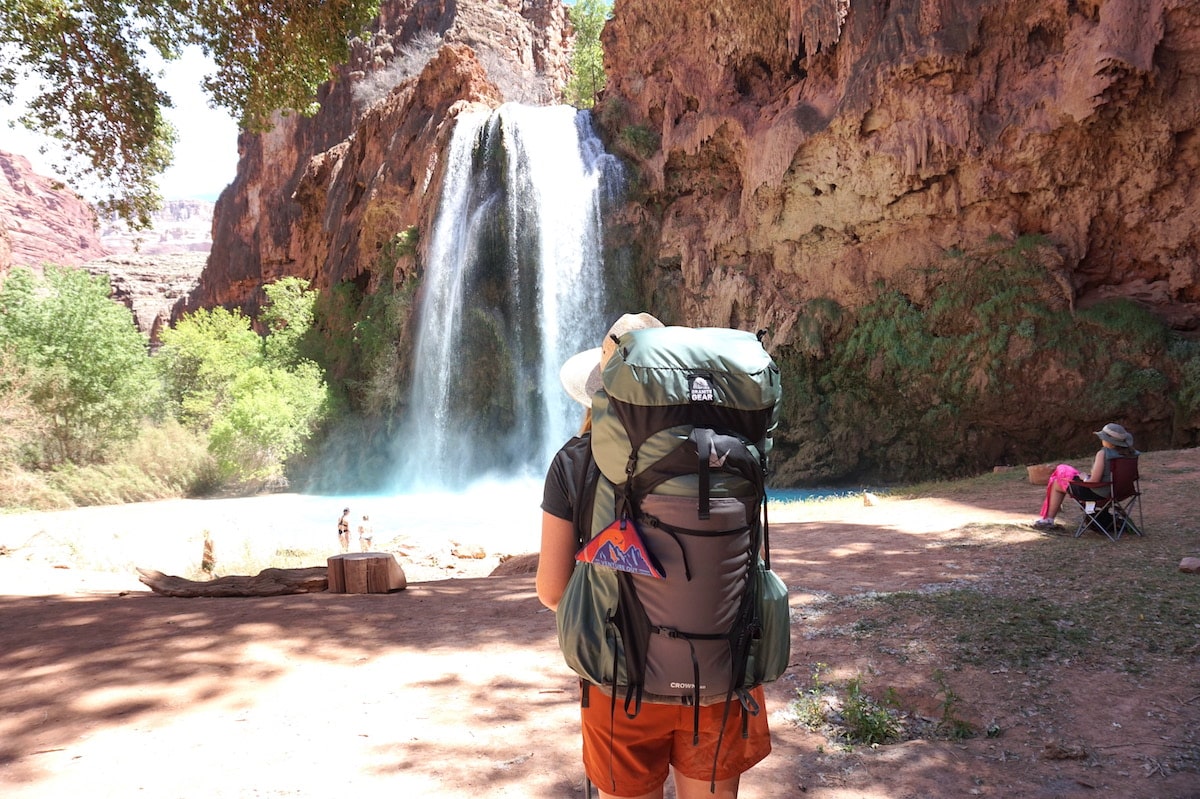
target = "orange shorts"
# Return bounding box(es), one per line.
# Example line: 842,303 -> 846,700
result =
579,685 -> 771,797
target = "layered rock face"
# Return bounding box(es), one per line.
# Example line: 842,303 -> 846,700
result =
596,0 -> 1200,479
85,253 -> 207,340
0,150 -> 108,269
183,0 -> 571,318
601,0 -> 1199,331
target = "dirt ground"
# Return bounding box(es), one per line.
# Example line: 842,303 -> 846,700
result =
1,449 -> 1198,799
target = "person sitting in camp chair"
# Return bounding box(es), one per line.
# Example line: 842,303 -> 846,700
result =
1033,422 -> 1138,530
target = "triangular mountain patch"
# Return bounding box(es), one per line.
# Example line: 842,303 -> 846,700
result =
576,517 -> 664,578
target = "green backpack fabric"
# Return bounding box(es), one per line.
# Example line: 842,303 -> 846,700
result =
556,326 -> 790,717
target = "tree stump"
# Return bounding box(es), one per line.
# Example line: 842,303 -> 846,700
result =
327,552 -> 407,593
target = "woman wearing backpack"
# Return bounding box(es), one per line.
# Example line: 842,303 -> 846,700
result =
537,313 -> 772,799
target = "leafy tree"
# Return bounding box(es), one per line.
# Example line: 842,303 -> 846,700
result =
565,0 -> 610,109
0,266 -> 158,465
0,0 -> 380,226
260,276 -> 317,368
155,281 -> 329,484
208,361 -> 328,482
156,305 -> 263,429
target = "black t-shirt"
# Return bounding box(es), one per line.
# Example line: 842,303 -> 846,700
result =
541,434 -> 594,524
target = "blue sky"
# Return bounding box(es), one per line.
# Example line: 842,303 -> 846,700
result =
2,46 -> 239,203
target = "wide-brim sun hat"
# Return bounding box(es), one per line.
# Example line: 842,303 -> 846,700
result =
559,346 -> 604,408
559,312 -> 665,408
1095,422 -> 1134,448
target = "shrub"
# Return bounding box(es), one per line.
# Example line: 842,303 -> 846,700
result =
351,30 -> 443,108
618,124 -> 660,159
0,466 -> 73,511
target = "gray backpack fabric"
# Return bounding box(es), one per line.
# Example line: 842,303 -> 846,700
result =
556,326 -> 790,716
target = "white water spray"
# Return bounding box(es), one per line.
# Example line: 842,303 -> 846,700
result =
395,104 -> 623,491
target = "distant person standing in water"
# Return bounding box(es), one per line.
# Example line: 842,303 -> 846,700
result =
337,507 -> 352,553
358,515 -> 374,552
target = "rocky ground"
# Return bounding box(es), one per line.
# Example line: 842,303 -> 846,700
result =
0,449 -> 1197,798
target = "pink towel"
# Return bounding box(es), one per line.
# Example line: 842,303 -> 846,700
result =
1039,464 -> 1080,518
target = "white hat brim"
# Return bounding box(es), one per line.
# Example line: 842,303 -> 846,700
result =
559,347 -> 603,408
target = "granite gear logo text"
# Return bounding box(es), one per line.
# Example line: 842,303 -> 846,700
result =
688,373 -> 715,402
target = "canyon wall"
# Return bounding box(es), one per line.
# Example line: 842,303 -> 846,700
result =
594,0 -> 1200,479
601,0 -> 1199,331
182,0 -> 571,318
0,150 -> 107,269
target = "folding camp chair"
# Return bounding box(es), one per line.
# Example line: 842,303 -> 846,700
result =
1069,455 -> 1143,541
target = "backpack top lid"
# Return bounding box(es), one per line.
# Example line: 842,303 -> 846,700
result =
602,326 -> 781,413
596,326 -> 781,468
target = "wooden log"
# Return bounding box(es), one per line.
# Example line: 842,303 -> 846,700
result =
136,567 -> 328,597
326,553 -> 406,593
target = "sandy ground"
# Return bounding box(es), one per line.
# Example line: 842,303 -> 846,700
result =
1,451 -> 1198,798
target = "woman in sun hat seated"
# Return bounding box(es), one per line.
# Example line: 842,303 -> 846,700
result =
1033,422 -> 1139,529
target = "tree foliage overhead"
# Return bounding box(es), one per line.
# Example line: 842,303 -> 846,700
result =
565,0 -> 610,109
0,0 -> 380,226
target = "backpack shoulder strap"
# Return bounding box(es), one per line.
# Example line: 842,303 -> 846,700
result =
571,438 -> 601,550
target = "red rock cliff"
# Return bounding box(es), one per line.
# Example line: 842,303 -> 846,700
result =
0,150 -> 108,270
592,0 -> 1200,476
599,0 -> 1199,333
182,0 -> 570,317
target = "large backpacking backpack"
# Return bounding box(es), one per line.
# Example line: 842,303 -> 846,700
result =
556,326 -> 790,721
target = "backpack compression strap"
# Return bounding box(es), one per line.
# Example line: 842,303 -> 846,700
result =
694,427 -> 716,519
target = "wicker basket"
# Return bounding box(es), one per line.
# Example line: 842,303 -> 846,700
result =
1026,464 -> 1055,485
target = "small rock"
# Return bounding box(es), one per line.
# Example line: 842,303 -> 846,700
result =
452,545 -> 487,560
1180,557 -> 1200,574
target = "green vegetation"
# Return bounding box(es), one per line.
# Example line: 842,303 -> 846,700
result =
790,664 -> 969,749
877,589 -> 1093,668
618,124 -> 660,160
1,267 -> 329,509
0,0 -> 380,226
565,0 -> 610,109
0,266 -> 159,465
158,278 -> 329,484
773,235 -> 1191,483
311,272 -> 418,417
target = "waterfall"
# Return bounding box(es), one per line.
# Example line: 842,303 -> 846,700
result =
394,104 -> 623,491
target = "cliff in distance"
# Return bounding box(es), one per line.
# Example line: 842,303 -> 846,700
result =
99,200 -> 214,256
193,0 -> 1200,485
0,150 -> 107,270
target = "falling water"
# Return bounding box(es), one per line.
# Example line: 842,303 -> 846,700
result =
394,104 -> 623,491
